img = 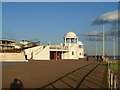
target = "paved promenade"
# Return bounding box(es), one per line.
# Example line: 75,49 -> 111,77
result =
2,59 -> 108,89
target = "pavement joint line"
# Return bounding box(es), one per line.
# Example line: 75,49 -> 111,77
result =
60,79 -> 74,89
71,72 -> 104,88
74,71 -> 103,83
79,66 -> 106,74
39,62 -> 94,89
49,83 -> 57,90
75,67 -> 106,79
75,64 -> 100,90
66,76 -> 79,83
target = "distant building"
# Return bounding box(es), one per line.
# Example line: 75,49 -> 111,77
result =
0,39 -> 26,62
24,32 -> 84,60
13,44 -> 21,49
0,39 -> 15,51
20,40 -> 38,49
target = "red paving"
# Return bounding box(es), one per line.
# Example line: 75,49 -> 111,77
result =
2,59 -> 108,89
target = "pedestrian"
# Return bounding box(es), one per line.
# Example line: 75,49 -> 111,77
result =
100,56 -> 102,62
96,55 -> 99,61
87,56 -> 88,61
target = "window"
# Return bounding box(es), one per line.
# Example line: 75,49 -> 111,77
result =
66,38 -> 70,43
72,51 -> 74,55
71,38 -> 74,43
79,45 -> 82,48
80,53 -> 81,55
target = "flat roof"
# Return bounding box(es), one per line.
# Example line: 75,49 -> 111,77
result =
0,39 -> 15,42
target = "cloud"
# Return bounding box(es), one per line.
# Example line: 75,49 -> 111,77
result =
92,10 -> 118,25
86,36 -> 113,41
79,30 -> 102,36
79,29 -> 118,41
86,36 -> 103,41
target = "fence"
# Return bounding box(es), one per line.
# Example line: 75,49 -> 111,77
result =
105,58 -> 120,89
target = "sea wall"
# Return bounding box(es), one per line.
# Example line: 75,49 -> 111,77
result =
0,53 -> 27,62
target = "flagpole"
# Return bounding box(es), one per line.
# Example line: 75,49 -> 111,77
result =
114,36 -> 115,59
103,24 -> 105,61
96,41 -> 98,56
56,45 -> 57,60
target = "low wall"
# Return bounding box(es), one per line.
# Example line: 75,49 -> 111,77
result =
0,53 -> 27,62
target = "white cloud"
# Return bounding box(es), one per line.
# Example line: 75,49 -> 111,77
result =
92,10 -> 118,25
79,30 -> 102,36
79,29 -> 118,41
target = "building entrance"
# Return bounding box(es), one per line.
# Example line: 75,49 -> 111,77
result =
50,51 -> 62,60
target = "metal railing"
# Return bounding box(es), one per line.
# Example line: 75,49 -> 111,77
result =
49,45 -> 68,50
108,67 -> 120,89
105,58 -> 120,89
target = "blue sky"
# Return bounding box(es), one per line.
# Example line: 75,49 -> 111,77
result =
2,2 -> 118,55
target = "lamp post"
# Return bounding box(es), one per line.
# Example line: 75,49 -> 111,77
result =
103,24 -> 105,61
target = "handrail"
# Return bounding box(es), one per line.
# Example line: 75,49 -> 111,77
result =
106,58 -> 120,89
35,46 -> 43,55
108,66 -> 120,87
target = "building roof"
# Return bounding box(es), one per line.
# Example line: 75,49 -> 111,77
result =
0,39 -> 15,42
64,32 -> 78,38
77,41 -> 83,45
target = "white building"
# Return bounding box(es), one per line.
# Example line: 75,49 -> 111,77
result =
24,32 -> 84,60
0,39 -> 15,51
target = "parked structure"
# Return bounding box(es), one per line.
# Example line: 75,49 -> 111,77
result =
24,32 -> 84,60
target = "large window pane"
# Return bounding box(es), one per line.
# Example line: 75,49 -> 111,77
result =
71,38 -> 74,43
66,38 -> 70,43
79,45 -> 82,48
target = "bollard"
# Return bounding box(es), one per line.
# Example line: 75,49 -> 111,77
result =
111,72 -> 113,89
110,70 -> 111,88
114,77 -> 117,89
108,68 -> 111,88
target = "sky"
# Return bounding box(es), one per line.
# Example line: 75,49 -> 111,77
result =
2,2 -> 119,56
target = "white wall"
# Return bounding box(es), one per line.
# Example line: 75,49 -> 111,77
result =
0,53 -> 26,62
63,52 -> 69,59
24,46 -> 50,60
63,41 -> 84,59
24,46 -> 42,59
69,45 -> 78,59
78,48 -> 84,58
33,46 -> 50,60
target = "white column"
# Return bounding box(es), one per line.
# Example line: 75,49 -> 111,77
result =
64,38 -> 66,46
74,38 -> 75,43
77,38 -> 78,44
69,38 -> 71,43
65,38 -> 66,43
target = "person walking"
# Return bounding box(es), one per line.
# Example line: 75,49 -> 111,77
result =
87,56 -> 88,61
96,55 -> 99,61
